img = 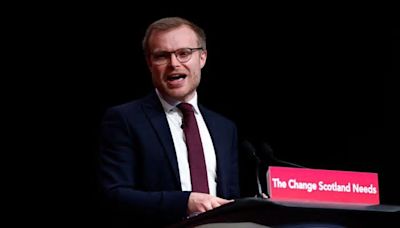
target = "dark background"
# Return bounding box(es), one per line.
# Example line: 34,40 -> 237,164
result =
12,4 -> 397,226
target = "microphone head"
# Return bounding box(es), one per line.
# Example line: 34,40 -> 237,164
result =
241,140 -> 260,163
260,142 -> 305,168
258,142 -> 276,163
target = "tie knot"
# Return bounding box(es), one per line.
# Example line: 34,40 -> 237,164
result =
177,102 -> 194,114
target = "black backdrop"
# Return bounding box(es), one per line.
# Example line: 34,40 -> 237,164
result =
16,4 -> 397,226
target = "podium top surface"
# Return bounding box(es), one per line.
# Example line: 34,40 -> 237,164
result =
169,197 -> 400,228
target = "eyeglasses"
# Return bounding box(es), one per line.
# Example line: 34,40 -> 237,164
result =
150,47 -> 203,65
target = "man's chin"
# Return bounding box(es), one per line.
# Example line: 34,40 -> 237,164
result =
164,89 -> 194,102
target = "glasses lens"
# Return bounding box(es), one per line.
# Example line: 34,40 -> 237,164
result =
151,48 -> 201,65
176,48 -> 192,62
152,52 -> 169,65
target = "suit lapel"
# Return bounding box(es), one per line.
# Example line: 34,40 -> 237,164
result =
141,93 -> 181,186
200,106 -> 228,197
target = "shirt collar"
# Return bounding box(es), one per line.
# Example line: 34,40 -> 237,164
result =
155,89 -> 200,114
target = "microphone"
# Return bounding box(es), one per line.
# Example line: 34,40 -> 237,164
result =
259,142 -> 305,168
242,140 -> 267,198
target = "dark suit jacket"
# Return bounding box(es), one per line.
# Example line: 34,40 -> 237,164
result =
99,91 -> 240,226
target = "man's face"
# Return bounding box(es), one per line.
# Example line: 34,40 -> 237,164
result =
147,25 -> 207,102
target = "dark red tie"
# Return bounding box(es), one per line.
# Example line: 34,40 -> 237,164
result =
178,103 -> 209,193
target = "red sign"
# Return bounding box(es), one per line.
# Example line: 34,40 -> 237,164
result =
267,166 -> 379,205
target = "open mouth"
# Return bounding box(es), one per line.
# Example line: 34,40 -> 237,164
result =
167,74 -> 187,81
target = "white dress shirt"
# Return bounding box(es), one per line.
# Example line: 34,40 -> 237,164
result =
156,89 -> 217,196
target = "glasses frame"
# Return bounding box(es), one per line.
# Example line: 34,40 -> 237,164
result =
150,47 -> 203,65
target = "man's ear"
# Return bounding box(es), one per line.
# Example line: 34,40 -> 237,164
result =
200,49 -> 207,68
146,55 -> 153,71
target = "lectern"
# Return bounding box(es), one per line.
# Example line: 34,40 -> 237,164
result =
168,197 -> 400,227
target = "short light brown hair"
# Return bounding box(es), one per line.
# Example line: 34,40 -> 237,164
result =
142,17 -> 206,56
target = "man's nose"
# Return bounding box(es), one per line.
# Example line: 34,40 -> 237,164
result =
169,53 -> 181,66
